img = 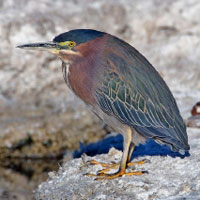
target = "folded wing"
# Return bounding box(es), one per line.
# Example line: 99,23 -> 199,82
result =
95,39 -> 189,151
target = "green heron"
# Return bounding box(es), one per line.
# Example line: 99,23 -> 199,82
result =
17,29 -> 190,180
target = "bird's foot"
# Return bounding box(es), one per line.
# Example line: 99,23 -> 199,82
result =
86,159 -> 118,168
85,169 -> 148,180
86,159 -> 149,173
127,159 -> 150,166
85,159 -> 149,180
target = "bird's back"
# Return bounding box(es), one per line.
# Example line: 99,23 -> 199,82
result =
94,34 -> 189,152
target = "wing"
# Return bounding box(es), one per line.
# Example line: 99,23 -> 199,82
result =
95,38 -> 189,151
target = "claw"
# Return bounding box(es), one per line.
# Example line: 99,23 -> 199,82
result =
86,160 -> 99,165
86,160 -> 115,168
142,159 -> 151,164
127,159 -> 150,167
141,170 -> 149,174
97,164 -> 119,174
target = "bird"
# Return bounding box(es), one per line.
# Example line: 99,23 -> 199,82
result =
17,29 -> 190,180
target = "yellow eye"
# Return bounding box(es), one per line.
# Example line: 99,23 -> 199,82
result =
58,41 -> 76,48
68,41 -> 76,47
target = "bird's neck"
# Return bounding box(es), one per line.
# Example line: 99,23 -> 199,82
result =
60,56 -> 93,107
61,36 -> 106,106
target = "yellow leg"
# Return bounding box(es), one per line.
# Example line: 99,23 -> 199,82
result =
127,142 -> 135,163
127,142 -> 150,166
85,128 -> 147,180
88,142 -> 147,175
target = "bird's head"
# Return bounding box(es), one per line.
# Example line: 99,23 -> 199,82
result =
17,29 -> 105,62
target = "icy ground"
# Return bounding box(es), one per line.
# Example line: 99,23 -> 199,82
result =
35,127 -> 200,200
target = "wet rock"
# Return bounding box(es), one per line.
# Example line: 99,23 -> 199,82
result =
0,158 -> 60,200
0,106 -> 106,159
35,128 -> 200,200
186,116 -> 200,128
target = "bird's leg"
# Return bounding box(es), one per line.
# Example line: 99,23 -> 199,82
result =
86,130 -> 132,173
86,142 -> 146,174
127,141 -> 135,163
126,142 -> 148,166
94,134 -> 134,174
85,128 -> 147,180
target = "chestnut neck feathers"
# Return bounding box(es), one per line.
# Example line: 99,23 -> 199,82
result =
61,35 -> 107,105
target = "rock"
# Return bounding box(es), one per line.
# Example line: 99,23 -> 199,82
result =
0,0 -> 200,199
35,128 -> 200,200
0,158 -> 59,200
0,105 -> 106,159
186,116 -> 200,128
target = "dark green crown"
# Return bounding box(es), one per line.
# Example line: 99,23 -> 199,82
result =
53,29 -> 104,45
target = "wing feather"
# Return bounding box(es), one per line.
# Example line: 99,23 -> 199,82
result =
94,38 -> 189,151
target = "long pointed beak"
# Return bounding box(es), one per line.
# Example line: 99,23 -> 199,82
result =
16,42 -> 60,53
17,41 -> 81,57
